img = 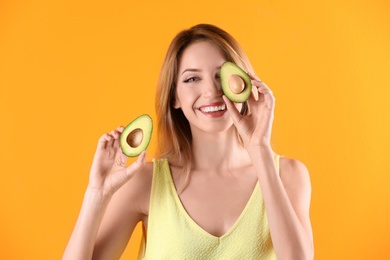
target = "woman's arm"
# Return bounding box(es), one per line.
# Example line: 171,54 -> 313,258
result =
223,72 -> 313,259
63,127 -> 149,260
247,146 -> 314,260
62,187 -> 112,260
92,162 -> 152,259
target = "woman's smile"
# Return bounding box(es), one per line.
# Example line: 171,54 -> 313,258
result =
196,102 -> 227,118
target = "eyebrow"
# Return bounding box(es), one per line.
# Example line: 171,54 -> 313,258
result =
180,66 -> 222,76
180,68 -> 201,75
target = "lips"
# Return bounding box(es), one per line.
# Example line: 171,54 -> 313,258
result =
197,102 -> 227,117
199,104 -> 226,113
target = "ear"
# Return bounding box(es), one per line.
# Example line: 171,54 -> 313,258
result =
173,97 -> 181,109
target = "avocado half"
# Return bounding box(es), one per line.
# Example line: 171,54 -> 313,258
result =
220,61 -> 252,103
120,114 -> 153,157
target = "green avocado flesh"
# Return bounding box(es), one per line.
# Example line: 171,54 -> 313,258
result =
220,61 -> 252,103
120,114 -> 153,157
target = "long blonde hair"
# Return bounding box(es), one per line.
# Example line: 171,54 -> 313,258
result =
155,24 -> 254,190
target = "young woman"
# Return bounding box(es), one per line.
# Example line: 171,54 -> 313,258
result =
63,24 -> 314,260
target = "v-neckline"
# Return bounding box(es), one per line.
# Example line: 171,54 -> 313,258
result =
165,160 -> 260,240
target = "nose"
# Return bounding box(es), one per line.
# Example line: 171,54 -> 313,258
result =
202,76 -> 222,97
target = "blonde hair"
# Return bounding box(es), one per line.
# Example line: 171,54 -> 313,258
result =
155,24 -> 254,190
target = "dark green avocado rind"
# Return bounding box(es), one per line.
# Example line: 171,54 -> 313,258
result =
120,114 -> 153,157
220,61 -> 252,103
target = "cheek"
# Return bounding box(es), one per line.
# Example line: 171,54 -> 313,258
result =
175,85 -> 197,108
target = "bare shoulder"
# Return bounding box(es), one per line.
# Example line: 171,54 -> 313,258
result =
130,160 -> 154,192
279,156 -> 313,241
128,160 -> 154,214
113,160 -> 154,216
279,157 -> 311,188
279,157 -> 312,207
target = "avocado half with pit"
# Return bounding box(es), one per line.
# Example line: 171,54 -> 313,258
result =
120,114 -> 153,157
221,61 -> 252,103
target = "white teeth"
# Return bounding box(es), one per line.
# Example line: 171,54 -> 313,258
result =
200,104 -> 226,113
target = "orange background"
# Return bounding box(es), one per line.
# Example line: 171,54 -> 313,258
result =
1,0 -> 389,259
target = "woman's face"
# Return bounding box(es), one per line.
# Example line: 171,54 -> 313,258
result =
174,40 -> 239,134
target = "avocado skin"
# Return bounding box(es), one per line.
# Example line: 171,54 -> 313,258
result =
120,114 -> 153,157
220,62 -> 252,103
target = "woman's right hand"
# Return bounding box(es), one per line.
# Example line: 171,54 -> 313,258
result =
87,126 -> 147,197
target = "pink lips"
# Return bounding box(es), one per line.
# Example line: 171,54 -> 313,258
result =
197,102 -> 227,118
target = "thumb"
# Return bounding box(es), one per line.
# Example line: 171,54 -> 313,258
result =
223,95 -> 242,126
125,150 -> 147,178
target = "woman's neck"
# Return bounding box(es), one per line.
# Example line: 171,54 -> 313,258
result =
190,126 -> 251,172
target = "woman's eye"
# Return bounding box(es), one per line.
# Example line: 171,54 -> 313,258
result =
184,77 -> 197,83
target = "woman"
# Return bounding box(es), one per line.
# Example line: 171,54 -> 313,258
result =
63,24 -> 314,259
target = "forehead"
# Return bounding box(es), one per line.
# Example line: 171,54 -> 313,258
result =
179,40 -> 227,68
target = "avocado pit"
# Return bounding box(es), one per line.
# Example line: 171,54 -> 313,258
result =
220,62 -> 252,103
228,74 -> 245,94
126,128 -> 143,148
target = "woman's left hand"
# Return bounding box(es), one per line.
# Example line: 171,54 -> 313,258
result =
223,72 -> 275,149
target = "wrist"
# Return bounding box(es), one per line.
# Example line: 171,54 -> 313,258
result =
85,186 -> 113,205
246,144 -> 273,155
246,145 -> 275,164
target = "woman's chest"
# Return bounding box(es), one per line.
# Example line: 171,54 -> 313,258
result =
174,169 -> 258,237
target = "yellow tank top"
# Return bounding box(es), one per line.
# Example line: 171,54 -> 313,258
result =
138,157 -> 279,259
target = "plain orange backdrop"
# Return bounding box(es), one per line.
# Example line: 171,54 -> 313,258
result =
1,0 -> 389,259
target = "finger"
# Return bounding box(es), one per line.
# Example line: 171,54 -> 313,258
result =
111,129 -> 121,139
247,72 -> 267,91
125,150 -> 147,178
247,80 -> 266,106
222,95 -> 242,126
257,83 -> 274,99
247,71 -> 261,82
97,133 -> 113,150
248,82 -> 275,112
250,76 -> 272,95
257,82 -> 272,94
116,126 -> 124,133
251,84 -> 259,101
108,130 -> 121,147
113,127 -> 125,149
257,85 -> 275,110
246,72 -> 275,112
106,131 -> 115,147
247,72 -> 263,102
